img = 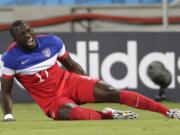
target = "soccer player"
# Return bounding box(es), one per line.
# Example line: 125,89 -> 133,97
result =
1,20 -> 180,121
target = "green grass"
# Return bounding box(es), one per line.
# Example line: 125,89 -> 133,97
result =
0,102 -> 180,135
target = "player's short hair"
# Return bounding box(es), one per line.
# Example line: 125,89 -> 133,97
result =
9,20 -> 27,38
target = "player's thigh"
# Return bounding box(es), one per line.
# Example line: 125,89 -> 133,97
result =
73,75 -> 99,103
69,75 -> 118,103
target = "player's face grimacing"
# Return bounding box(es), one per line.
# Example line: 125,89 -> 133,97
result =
12,23 -> 37,50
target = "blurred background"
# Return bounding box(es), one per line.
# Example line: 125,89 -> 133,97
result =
1,0 -> 180,102
0,0 -> 180,32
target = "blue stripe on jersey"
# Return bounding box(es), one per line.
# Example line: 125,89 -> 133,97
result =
1,34 -> 64,70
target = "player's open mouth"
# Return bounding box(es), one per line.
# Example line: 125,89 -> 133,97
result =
27,38 -> 33,43
26,37 -> 33,44
26,37 -> 36,48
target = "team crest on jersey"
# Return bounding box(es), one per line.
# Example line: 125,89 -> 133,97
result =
42,48 -> 51,57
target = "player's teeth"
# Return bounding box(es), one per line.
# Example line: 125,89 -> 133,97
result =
27,38 -> 33,42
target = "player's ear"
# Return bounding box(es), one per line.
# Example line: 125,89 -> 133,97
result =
9,26 -> 17,41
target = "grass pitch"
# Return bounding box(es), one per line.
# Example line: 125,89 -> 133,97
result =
0,102 -> 180,135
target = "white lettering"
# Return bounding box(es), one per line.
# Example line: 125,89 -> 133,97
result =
69,41 -> 87,72
101,41 -> 137,89
177,57 -> 180,85
89,41 -> 99,78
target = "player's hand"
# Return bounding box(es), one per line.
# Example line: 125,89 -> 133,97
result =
2,114 -> 15,122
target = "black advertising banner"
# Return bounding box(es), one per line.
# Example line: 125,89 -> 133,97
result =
0,32 -> 180,102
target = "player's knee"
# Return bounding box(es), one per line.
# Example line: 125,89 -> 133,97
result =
58,103 -> 77,120
104,89 -> 119,102
95,88 -> 119,102
94,81 -> 119,102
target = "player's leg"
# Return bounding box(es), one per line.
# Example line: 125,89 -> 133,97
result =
93,80 -> 170,117
58,103 -> 138,120
54,103 -> 115,120
49,97 -> 113,120
58,103 -> 113,120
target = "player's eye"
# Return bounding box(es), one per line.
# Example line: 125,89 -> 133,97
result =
26,28 -> 33,33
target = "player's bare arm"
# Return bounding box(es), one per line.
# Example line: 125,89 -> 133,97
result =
58,53 -> 86,75
1,78 -> 15,121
